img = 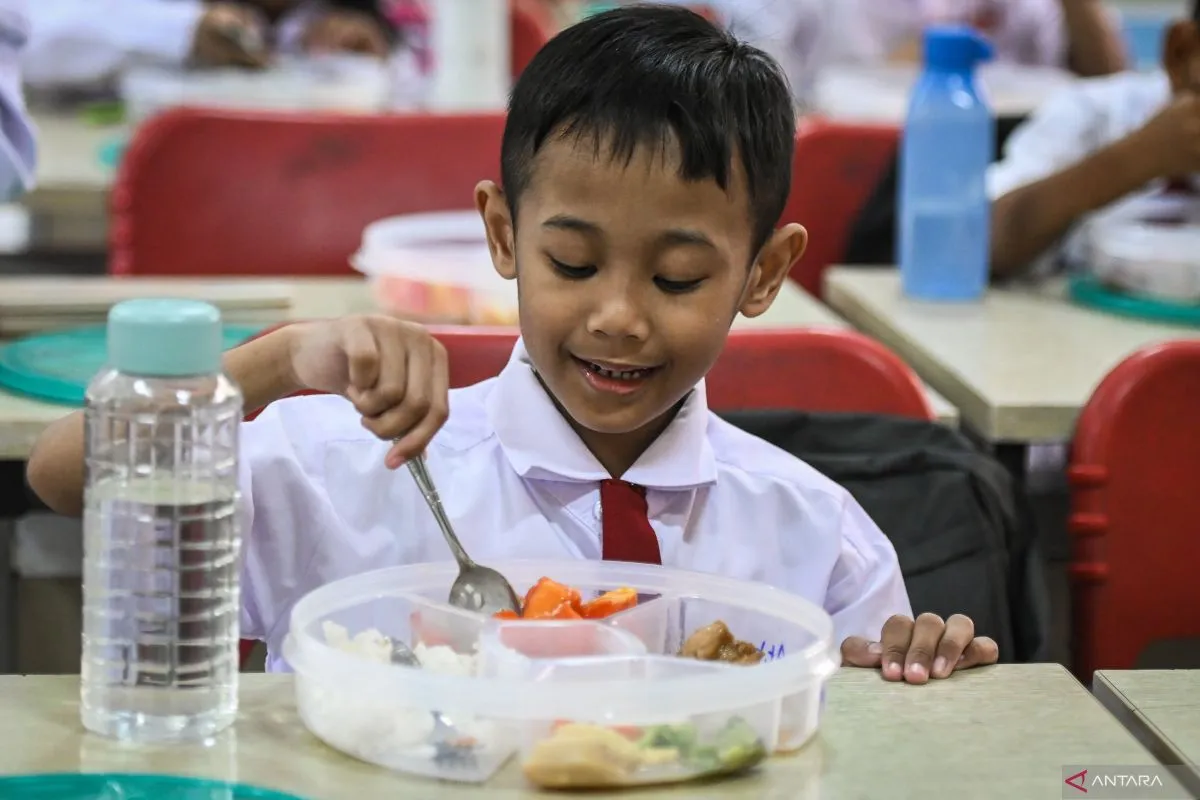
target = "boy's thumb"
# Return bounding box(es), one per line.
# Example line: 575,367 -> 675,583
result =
840,636 -> 883,668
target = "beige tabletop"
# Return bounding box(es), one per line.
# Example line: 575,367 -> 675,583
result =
824,267 -> 1196,443
1094,670 -> 1200,795
24,113 -> 122,252
0,665 -> 1177,800
0,276 -> 954,460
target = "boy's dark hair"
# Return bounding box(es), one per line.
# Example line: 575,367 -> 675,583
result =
500,5 -> 796,254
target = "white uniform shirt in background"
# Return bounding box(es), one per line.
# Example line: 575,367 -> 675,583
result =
987,71 -> 1171,274
238,339 -> 911,671
0,0 -> 36,200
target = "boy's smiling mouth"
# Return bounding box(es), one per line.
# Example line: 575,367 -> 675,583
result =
571,355 -> 662,395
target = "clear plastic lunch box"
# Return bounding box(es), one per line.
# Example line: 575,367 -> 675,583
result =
283,560 -> 839,788
1086,200 -> 1200,304
350,211 -> 519,326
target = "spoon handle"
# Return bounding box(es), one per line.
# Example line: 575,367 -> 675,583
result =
407,455 -> 474,568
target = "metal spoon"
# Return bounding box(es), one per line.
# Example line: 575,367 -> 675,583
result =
406,455 -> 522,615
388,639 -> 477,769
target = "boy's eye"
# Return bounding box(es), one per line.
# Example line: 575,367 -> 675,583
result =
549,258 -> 596,279
654,277 -> 704,294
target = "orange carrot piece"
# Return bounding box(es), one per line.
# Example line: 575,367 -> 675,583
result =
522,577 -> 582,619
579,587 -> 639,619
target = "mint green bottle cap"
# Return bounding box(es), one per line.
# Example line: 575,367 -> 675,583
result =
107,299 -> 223,377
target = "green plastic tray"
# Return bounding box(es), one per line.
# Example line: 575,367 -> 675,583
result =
0,324 -> 262,406
1068,274 -> 1200,328
0,773 -> 307,799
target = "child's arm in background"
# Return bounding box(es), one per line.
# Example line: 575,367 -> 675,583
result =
989,91 -> 1200,278
25,317 -> 449,517
22,0 -> 269,90
1060,0 -> 1127,76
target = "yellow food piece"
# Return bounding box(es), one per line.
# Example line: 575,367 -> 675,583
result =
522,723 -> 645,789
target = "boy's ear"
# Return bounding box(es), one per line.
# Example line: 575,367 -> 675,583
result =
1164,20 -> 1200,92
475,180 -> 517,280
739,223 -> 807,318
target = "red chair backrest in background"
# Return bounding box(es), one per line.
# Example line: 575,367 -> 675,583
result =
239,324 -> 931,664
781,118 -> 898,298
511,0 -> 556,77
110,108 -> 506,278
1067,340 -> 1200,682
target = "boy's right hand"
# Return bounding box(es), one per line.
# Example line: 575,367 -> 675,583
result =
1130,93 -> 1200,181
288,317 -> 450,468
191,3 -> 270,69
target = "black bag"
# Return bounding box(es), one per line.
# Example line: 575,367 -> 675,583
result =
721,409 -> 1050,663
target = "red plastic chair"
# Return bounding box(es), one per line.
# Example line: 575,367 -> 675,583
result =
109,108 -> 506,278
780,118 -> 899,298
238,324 -> 930,664
1067,340 -> 1200,682
510,0 -> 556,78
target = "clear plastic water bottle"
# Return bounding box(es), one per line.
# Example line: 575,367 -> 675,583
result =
81,299 -> 243,742
898,26 -> 994,301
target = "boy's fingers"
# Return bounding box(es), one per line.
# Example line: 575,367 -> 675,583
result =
386,342 -> 450,468
341,320 -> 381,392
957,636 -> 1000,671
879,615 -> 913,682
354,328 -> 409,417
903,613 -> 944,684
840,636 -> 883,668
933,614 -> 975,678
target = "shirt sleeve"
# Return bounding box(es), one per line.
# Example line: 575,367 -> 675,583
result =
23,0 -> 205,89
0,0 -> 35,198
824,495 -> 911,646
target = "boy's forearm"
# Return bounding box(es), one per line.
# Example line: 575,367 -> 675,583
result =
990,133 -> 1159,277
25,326 -> 302,518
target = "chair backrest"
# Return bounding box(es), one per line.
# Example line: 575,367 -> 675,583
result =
781,118 -> 899,298
1067,340 -> 1200,680
510,0 -> 555,78
110,108 -> 506,277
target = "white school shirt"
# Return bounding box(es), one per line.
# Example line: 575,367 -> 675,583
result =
0,0 -> 35,200
986,70 -> 1171,275
22,0 -> 323,90
239,339 -> 911,672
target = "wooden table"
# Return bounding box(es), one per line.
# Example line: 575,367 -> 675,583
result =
0,665 -> 1179,799
824,267 -> 1194,444
0,276 -> 956,460
1094,670 -> 1200,797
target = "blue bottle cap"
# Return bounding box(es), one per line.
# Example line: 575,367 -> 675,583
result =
923,25 -> 994,71
107,298 -> 223,377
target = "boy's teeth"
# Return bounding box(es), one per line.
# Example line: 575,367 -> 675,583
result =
590,362 -> 647,380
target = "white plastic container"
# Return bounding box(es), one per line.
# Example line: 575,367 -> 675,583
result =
119,55 -> 392,123
351,211 -> 519,325
283,560 -> 838,789
1086,193 -> 1200,303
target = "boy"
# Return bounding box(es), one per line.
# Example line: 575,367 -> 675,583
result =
26,6 -> 998,683
990,0 -> 1200,277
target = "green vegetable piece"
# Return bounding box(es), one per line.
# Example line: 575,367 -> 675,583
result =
638,724 -> 698,752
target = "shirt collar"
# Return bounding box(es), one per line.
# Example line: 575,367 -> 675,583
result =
486,339 -> 717,489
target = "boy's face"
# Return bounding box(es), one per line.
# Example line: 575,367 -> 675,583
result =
477,134 -> 805,471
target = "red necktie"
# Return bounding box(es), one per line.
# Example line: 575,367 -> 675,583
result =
600,479 -> 662,564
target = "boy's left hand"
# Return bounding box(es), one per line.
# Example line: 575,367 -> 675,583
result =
841,613 -> 999,684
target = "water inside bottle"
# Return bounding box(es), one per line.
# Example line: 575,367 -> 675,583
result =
82,476 -> 240,742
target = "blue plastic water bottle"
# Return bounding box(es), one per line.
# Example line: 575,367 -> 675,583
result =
898,26 -> 994,301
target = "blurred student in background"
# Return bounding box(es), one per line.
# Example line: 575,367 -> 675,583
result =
0,0 -> 35,199
989,0 -> 1200,278
666,0 -> 1125,105
22,0 -> 397,90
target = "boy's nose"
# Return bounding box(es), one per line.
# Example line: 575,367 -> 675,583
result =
585,290 -> 650,341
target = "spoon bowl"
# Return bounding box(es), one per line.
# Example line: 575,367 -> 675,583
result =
407,455 -> 522,616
